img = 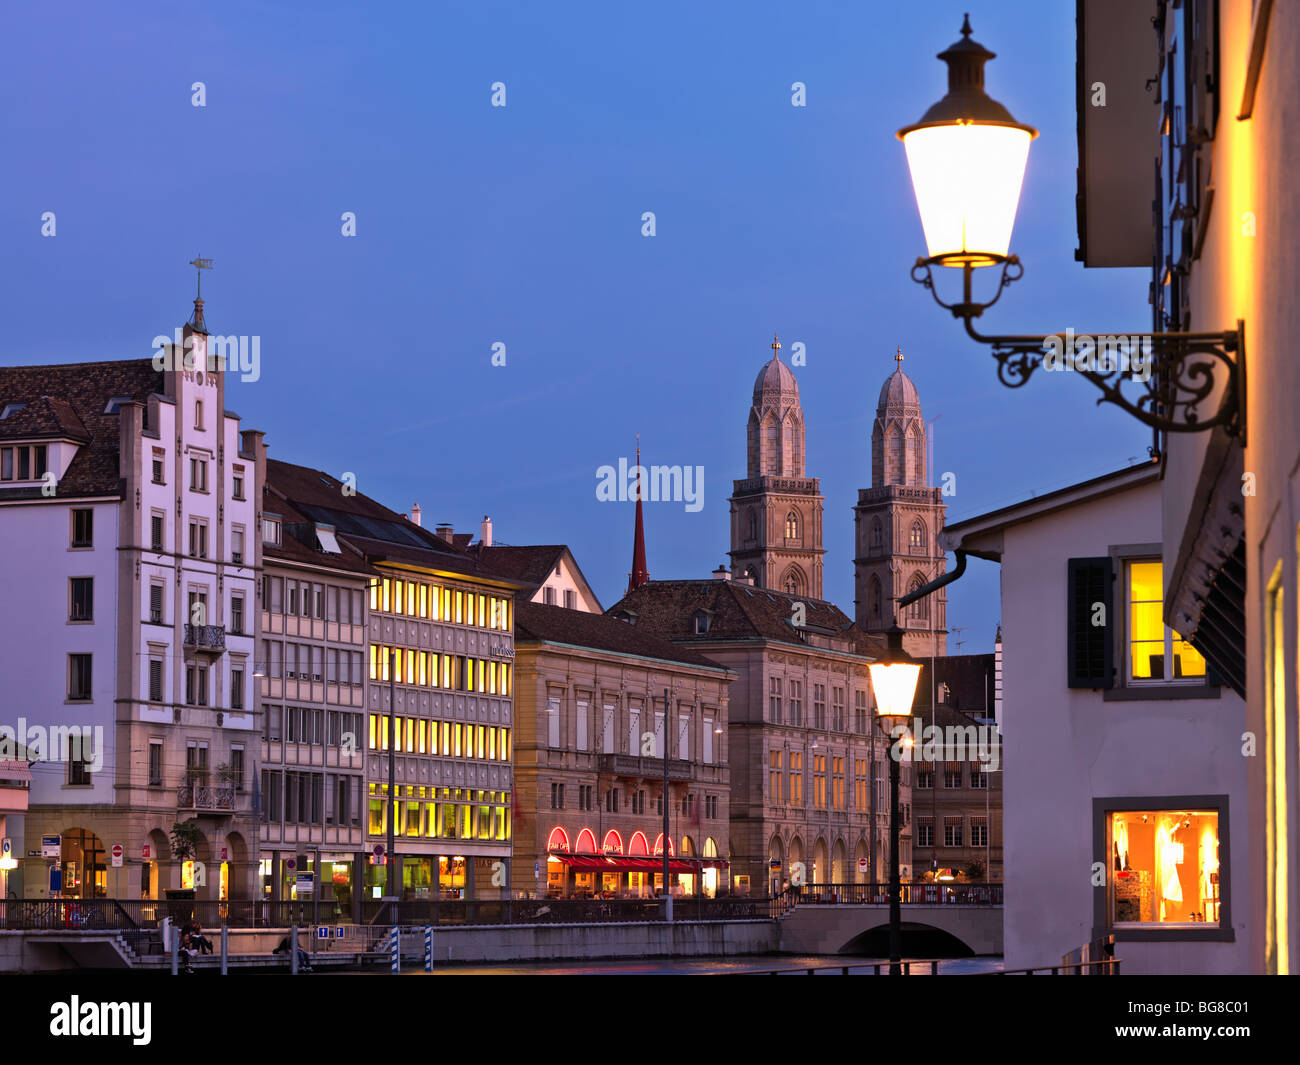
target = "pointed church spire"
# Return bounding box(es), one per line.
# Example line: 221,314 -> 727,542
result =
628,436 -> 649,592
188,256 -> 212,334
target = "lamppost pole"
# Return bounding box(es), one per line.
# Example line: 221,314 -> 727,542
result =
867,624 -> 921,978
386,647 -> 396,900
888,727 -> 902,975
662,687 -> 670,910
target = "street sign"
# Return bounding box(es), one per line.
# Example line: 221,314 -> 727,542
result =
295,872 -> 315,894
335,927 -> 345,939
142,843 -> 152,860
111,844 -> 124,868
534,861 -> 540,878
857,856 -> 869,874
1,838 -> 11,859
49,866 -> 62,893
316,926 -> 330,939
372,844 -> 384,858
286,857 -> 296,871
219,846 -> 229,862
41,835 -> 61,858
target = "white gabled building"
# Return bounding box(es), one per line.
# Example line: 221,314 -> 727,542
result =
942,463 -> 1250,974
0,296 -> 263,904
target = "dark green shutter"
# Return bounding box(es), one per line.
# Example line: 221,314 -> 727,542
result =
1067,557 -> 1114,689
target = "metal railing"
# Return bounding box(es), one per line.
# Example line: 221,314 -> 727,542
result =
177,783 -> 237,810
774,883 -> 1003,910
183,624 -> 226,651
0,894 -> 766,930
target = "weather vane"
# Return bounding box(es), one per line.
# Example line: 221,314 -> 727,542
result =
188,256 -> 213,299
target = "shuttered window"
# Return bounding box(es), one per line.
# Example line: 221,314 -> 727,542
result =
1067,556 -> 1114,689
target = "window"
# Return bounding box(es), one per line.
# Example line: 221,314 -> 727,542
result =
916,769 -> 934,790
190,457 -> 208,492
186,664 -> 209,706
769,750 -> 783,803
694,610 -> 711,635
68,654 -> 92,700
543,586 -> 556,606
910,518 -> 926,552
186,741 -> 209,785
231,667 -> 244,709
813,684 -> 826,729
917,818 -> 934,848
869,518 -> 883,550
149,657 -> 164,701
705,794 -> 718,819
813,754 -> 827,809
564,589 -> 575,609
907,575 -> 928,621
149,741 -> 163,786
152,451 -> 165,484
232,527 -> 245,565
632,789 -> 646,814
550,782 -> 564,810
944,817 -> 963,848
151,512 -> 165,551
970,768 -> 988,789
232,466 -> 245,500
1125,559 -> 1207,682
854,690 -> 868,734
69,577 -> 93,621
788,679 -> 802,726
768,677 -> 782,724
971,817 -> 989,848
832,756 -> 845,809
606,788 -> 620,813
1103,804 -> 1224,931
231,595 -> 244,634
854,758 -> 868,810
194,400 -> 204,430
67,734 -> 93,786
263,516 -> 281,546
71,509 -> 93,548
944,769 -> 962,789
546,693 -> 561,748
789,752 -> 803,806
785,511 -> 799,539
188,520 -> 208,559
831,687 -> 845,732
0,444 -> 47,481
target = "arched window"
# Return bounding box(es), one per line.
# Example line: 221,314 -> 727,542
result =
628,831 -> 650,856
868,576 -> 882,621
782,568 -> 803,596
602,830 -> 624,855
653,832 -> 675,857
546,827 -> 571,853
575,828 -> 598,854
747,511 -> 757,541
785,511 -> 800,540
907,574 -> 929,621
910,518 -> 926,553
869,518 -> 883,551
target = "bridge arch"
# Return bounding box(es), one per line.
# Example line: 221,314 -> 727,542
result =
840,922 -> 978,958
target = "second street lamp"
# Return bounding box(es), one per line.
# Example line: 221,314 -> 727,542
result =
867,625 -> 922,976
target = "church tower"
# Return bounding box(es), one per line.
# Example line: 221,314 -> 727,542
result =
729,335 -> 824,598
854,349 -> 947,656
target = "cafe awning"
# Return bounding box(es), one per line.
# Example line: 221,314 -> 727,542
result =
547,853 -> 728,874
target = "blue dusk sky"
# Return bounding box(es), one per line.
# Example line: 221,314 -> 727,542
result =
0,1 -> 1154,652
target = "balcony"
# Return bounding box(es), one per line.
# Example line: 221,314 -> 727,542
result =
183,624 -> 226,654
599,754 -> 694,781
177,783 -> 236,813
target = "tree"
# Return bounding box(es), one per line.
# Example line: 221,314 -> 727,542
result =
170,819 -> 202,862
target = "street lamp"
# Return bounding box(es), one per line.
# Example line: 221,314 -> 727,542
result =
898,13 -> 1036,270
899,15 -> 1244,437
867,625 -> 921,976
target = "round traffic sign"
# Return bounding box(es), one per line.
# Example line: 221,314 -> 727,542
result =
111,845 -> 123,859
373,844 -> 385,858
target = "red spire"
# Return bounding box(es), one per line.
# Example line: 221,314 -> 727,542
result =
628,442 -> 649,592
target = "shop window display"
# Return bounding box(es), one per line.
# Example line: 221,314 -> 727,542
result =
1109,809 -> 1220,925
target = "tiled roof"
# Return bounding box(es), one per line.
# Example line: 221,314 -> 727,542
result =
469,544 -> 567,587
265,458 -> 529,586
607,580 -> 882,656
0,358 -> 163,498
913,654 -> 997,715
515,601 -> 727,671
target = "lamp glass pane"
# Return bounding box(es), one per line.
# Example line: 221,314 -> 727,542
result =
869,661 -> 921,719
903,123 -> 1032,264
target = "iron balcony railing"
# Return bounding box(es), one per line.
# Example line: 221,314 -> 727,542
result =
177,783 -> 237,811
183,624 -> 226,652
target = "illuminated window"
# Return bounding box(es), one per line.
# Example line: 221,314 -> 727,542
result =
1126,560 -> 1206,681
769,750 -> 782,803
477,594 -> 486,627
1106,808 -> 1222,928
418,584 -> 428,618
381,579 -> 391,613
454,591 -> 463,624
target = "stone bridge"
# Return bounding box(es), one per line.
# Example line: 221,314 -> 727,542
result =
778,902 -> 1003,956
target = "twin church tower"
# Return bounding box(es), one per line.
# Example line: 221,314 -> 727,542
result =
727,337 -> 947,657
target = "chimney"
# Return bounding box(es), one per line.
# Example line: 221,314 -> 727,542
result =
736,574 -> 754,586
435,523 -> 454,543
410,503 -> 422,527
713,564 -> 730,581
480,515 -> 493,547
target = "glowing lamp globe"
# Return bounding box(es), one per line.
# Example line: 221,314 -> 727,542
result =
868,626 -> 922,721
898,15 -> 1037,267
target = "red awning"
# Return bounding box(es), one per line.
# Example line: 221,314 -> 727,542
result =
548,854 -> 723,874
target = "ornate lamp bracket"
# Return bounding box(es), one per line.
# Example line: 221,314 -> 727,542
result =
911,259 -> 1245,439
